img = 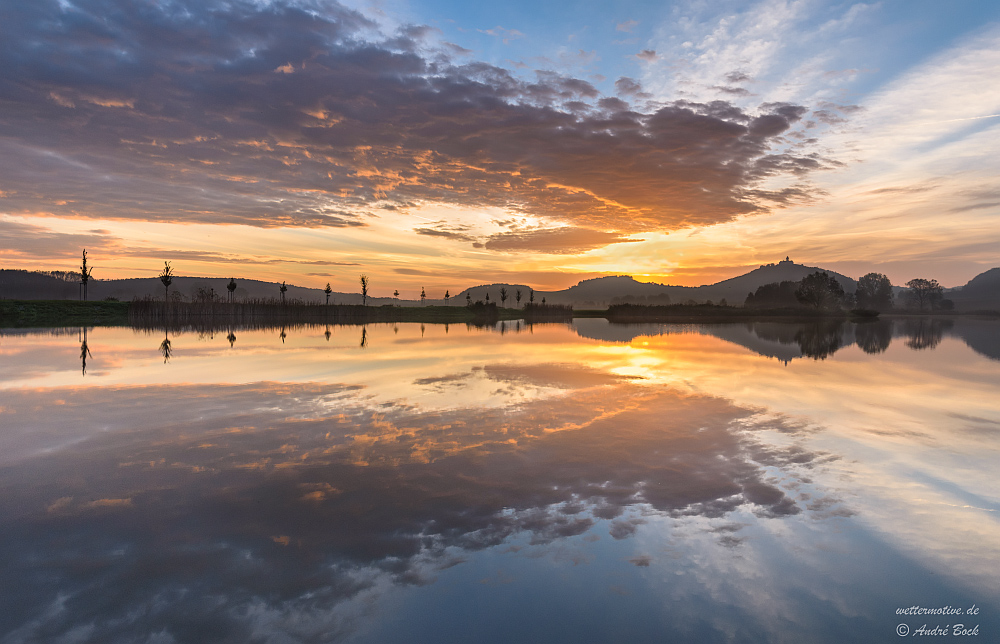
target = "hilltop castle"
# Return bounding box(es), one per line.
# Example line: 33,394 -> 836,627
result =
760,256 -> 795,269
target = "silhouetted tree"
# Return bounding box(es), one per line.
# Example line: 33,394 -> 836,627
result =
529,290 -> 535,304
360,274 -> 369,306
516,289 -> 522,307
485,292 -> 490,302
466,293 -> 471,305
855,273 -> 893,311
795,272 -> 847,310
79,250 -> 94,301
420,287 -> 426,305
444,290 -> 450,305
159,262 -> 174,303
394,289 -> 399,305
904,278 -> 943,311
279,281 -> 287,304
541,297 -> 546,304
745,281 -> 800,308
227,277 -> 237,303
324,282 -> 332,306
499,287 -> 508,307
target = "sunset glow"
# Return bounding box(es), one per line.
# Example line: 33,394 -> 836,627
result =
2,1 -> 998,294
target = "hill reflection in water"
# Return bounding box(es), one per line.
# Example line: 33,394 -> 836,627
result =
0,322 -> 997,643
574,317 -> 1000,362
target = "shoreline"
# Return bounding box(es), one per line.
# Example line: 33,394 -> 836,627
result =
1,299 -> 996,329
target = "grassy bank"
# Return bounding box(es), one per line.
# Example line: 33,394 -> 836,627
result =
127,299 -> 528,327
7,298 -> 989,329
0,299 -> 130,327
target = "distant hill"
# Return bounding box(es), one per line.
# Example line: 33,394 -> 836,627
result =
537,258 -> 856,307
949,268 -> 1000,311
695,259 -> 856,304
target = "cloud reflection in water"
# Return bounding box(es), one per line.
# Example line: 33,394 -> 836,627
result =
0,367 -> 836,643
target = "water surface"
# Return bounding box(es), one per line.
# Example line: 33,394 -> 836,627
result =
1,319 -> 998,643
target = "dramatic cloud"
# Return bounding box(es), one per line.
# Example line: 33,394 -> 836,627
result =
475,227 -> 640,254
413,221 -> 477,242
0,0 -> 827,245
0,220 -> 116,257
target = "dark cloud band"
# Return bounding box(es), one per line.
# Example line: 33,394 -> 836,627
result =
0,0 -> 830,248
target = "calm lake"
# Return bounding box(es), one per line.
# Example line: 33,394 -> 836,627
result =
1,318 -> 998,643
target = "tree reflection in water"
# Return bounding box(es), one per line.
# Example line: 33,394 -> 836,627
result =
854,319 -> 893,354
158,330 -> 172,362
794,321 -> 845,360
79,327 -> 92,375
902,318 -> 953,350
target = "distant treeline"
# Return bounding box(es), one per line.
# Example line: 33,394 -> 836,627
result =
744,272 -> 955,312
609,293 -> 673,306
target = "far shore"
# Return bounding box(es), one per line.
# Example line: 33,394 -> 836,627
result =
1,299 -> 996,329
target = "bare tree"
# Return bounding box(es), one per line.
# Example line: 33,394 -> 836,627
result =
227,277 -> 237,303
80,250 -> 94,301
279,281 -> 288,304
499,287 -> 508,307
159,262 -> 174,303
360,274 -> 370,306
515,289 -> 522,307
324,282 -> 332,306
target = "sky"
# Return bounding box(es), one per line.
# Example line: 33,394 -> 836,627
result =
1,0 -> 998,296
